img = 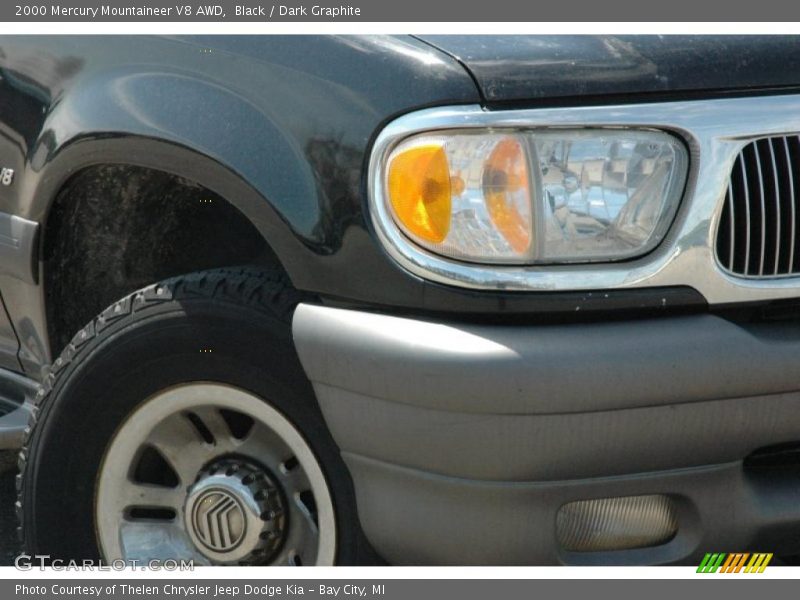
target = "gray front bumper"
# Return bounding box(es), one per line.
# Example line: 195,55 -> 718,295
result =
292,304 -> 800,564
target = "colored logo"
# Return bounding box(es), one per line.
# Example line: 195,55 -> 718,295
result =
697,553 -> 773,573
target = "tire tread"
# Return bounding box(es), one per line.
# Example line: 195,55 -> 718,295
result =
16,266 -> 302,551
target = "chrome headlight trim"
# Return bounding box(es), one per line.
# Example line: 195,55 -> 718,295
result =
368,96 -> 800,305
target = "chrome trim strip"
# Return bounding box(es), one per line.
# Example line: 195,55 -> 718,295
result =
368,96 -> 800,305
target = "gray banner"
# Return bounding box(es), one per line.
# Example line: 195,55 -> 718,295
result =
2,0 -> 800,21
3,579 -> 797,600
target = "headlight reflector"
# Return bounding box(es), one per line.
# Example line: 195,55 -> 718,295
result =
383,128 -> 687,264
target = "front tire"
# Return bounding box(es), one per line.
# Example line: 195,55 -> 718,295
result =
18,268 -> 360,565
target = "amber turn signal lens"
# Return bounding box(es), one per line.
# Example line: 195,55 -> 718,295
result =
483,137 -> 532,254
387,144 -> 452,243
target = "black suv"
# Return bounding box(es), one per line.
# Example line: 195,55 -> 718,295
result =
2,35 -> 800,566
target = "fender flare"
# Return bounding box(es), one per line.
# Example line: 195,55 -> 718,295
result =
23,67 -> 323,283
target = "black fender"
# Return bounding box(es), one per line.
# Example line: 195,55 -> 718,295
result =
0,35 -> 479,368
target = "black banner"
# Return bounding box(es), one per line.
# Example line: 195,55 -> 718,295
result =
4,579 -> 796,600
3,0 -> 800,21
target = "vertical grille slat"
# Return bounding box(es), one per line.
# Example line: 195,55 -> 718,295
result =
727,181 -> 735,272
767,139 -> 781,275
753,142 -> 767,276
717,136 -> 800,278
742,155 -> 752,275
784,137 -> 797,273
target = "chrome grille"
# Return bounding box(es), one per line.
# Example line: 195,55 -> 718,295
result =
717,137 -> 800,277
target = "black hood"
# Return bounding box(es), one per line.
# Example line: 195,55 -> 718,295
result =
415,35 -> 800,104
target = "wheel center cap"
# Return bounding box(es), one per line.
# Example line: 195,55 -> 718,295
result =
184,459 -> 286,564
190,488 -> 246,552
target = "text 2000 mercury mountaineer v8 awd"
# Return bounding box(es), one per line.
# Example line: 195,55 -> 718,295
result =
1,35 -> 800,565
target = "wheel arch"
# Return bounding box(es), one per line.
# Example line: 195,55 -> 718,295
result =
3,64 -> 334,370
23,136 -> 314,369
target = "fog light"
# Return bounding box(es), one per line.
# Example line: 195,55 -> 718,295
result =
556,495 -> 678,552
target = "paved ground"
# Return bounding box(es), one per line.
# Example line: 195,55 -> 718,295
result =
0,451 -> 19,565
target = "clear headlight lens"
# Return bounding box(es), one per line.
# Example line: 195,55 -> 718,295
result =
384,128 -> 687,264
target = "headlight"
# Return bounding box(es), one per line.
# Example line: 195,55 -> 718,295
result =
383,128 -> 687,264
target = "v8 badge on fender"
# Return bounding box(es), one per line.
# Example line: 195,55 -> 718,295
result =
0,168 -> 13,186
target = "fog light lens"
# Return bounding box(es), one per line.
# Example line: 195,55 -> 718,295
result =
556,495 -> 678,552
